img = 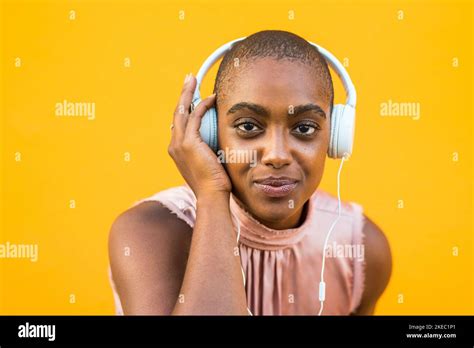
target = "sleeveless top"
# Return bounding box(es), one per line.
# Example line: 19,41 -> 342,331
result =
108,184 -> 366,315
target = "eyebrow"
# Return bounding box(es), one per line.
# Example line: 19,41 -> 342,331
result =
226,102 -> 326,119
227,102 -> 269,117
292,103 -> 326,119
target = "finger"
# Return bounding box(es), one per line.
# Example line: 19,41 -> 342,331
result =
177,74 -> 197,112
172,74 -> 197,141
185,93 -> 216,139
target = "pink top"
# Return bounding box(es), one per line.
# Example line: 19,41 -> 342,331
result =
108,184 -> 366,315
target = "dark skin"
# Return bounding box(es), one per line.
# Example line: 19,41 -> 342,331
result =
217,58 -> 329,229
108,58 -> 392,315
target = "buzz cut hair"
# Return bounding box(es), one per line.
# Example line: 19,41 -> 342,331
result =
213,30 -> 334,114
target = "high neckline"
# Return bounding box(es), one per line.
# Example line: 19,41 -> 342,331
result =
229,191 -> 319,250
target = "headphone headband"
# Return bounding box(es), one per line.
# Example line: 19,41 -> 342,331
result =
193,37 -> 357,107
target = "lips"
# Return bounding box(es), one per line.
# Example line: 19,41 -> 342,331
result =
253,176 -> 298,198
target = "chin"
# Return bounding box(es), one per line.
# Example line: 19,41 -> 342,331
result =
248,198 -> 300,221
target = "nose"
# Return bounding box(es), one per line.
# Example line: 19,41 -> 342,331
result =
261,126 -> 292,169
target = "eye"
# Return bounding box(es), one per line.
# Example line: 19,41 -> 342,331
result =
293,123 -> 318,136
235,121 -> 262,134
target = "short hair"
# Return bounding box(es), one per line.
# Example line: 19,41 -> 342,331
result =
213,30 -> 334,114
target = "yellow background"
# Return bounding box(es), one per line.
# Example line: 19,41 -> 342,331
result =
0,0 -> 472,314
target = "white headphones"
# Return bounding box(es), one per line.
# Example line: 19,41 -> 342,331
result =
193,37 -> 357,159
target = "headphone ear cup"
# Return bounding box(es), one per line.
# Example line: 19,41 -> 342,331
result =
328,104 -> 342,158
328,104 -> 355,158
199,105 -> 218,153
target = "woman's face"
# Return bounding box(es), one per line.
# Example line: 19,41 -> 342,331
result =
217,58 -> 331,230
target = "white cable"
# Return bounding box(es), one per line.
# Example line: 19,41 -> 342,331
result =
318,154 -> 348,316
234,153 -> 348,317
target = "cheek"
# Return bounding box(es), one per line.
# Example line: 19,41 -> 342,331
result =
224,162 -> 249,185
218,119 -> 329,182
217,125 -> 253,185
217,117 -> 231,149
218,121 -> 257,160
295,131 -> 328,184
300,147 -> 325,179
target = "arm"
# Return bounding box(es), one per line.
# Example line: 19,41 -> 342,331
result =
108,196 -> 248,315
172,192 -> 248,315
109,73 -> 248,315
167,74 -> 248,314
351,215 -> 392,315
108,201 -> 193,314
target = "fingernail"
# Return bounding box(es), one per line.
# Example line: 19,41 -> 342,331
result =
185,73 -> 193,83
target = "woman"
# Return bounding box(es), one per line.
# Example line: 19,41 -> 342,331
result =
108,30 -> 392,315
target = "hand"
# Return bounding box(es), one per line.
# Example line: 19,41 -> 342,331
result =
168,73 -> 232,199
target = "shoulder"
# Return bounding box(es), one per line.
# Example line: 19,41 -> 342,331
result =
313,191 -> 391,315
352,214 -> 392,315
108,199 -> 192,314
109,199 -> 193,249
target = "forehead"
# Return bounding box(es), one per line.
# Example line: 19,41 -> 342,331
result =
220,57 -> 330,111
